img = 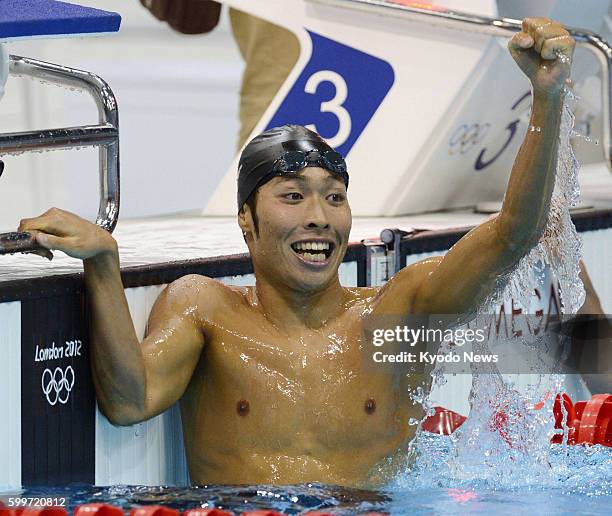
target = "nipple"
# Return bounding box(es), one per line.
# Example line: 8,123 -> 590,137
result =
365,398 -> 376,415
237,399 -> 250,416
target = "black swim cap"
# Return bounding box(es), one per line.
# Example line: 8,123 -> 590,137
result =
237,124 -> 349,212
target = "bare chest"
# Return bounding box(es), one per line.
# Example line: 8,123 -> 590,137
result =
184,314 -> 412,452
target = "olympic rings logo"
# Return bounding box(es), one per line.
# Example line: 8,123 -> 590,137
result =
448,123 -> 491,155
41,366 -> 75,406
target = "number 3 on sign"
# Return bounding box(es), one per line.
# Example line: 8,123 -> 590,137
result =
265,31 -> 394,156
304,70 -> 352,149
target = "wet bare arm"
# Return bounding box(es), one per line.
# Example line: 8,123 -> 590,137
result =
382,19 -> 576,318
85,255 -> 206,425
19,209 -> 206,425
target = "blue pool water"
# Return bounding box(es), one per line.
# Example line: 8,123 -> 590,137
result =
2,435 -> 610,514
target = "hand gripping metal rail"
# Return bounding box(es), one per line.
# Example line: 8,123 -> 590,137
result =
0,55 -> 120,255
308,0 -> 612,173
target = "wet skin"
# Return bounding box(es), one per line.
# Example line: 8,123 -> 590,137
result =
176,280 -> 420,485
19,18 -> 575,486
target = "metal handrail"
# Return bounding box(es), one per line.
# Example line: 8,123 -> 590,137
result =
0,55 -> 120,255
308,0 -> 612,171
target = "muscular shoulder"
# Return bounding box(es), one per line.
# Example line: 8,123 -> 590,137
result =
371,256 -> 444,315
150,274 -> 243,325
166,274 -> 248,308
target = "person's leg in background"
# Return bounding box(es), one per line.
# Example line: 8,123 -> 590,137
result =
229,9 -> 300,149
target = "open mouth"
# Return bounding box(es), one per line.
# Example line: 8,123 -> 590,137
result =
290,240 -> 335,265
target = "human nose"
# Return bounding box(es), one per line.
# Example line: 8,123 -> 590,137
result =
304,196 -> 330,230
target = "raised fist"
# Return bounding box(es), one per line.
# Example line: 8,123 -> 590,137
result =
508,18 -> 575,95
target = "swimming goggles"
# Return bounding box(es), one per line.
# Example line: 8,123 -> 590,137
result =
271,150 -> 349,186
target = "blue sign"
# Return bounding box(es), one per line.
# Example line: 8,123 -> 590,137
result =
266,31 -> 394,157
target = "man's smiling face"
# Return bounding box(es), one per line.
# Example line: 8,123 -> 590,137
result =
239,167 -> 352,293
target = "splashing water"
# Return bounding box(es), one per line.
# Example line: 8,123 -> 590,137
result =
395,92 -> 593,491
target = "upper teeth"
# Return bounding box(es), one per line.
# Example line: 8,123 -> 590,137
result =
294,242 -> 330,251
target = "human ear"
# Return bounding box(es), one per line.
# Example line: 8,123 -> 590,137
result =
238,207 -> 254,240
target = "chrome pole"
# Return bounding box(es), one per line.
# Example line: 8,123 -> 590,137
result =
0,55 -> 120,255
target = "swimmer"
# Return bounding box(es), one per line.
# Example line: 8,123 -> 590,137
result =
19,18 -> 575,486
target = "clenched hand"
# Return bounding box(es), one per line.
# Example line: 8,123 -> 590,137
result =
508,18 -> 575,96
